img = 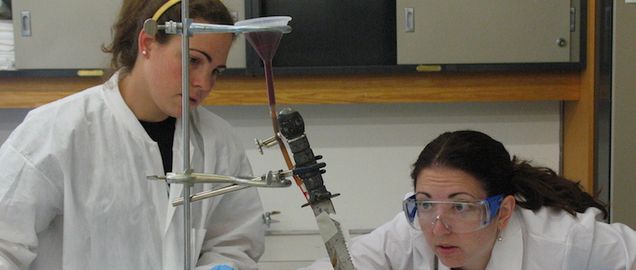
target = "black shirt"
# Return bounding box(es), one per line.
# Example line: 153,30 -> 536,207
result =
139,117 -> 176,175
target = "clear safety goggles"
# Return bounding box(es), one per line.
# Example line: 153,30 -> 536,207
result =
402,194 -> 503,233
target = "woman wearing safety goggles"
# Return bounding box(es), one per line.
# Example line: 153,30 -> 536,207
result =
402,194 -> 504,234
301,130 -> 636,270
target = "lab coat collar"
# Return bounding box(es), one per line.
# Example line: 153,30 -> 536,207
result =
101,71 -> 156,143
163,111 -> 207,237
101,71 -> 175,235
162,113 -> 206,269
102,71 -> 211,268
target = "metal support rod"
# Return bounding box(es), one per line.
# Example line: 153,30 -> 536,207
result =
180,0 -> 192,269
189,22 -> 291,34
172,184 -> 250,206
144,20 -> 291,36
148,171 -> 293,186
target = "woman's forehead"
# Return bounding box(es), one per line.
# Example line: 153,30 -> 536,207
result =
415,166 -> 486,198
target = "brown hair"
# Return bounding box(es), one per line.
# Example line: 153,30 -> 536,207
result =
102,0 -> 234,71
411,130 -> 608,219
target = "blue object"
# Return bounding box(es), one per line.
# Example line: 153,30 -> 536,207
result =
211,264 -> 234,270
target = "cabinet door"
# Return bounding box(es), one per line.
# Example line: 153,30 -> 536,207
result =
12,0 -> 121,69
12,0 -> 246,70
222,0 -> 247,69
396,0 -> 578,65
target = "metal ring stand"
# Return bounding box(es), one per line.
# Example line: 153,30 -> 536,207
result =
143,1 -> 292,269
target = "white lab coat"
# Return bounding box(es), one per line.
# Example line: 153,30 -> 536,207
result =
301,205 -> 636,269
0,72 -> 265,270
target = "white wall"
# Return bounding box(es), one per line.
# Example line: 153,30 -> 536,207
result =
0,109 -> 28,142
207,102 -> 561,232
207,102 -> 561,268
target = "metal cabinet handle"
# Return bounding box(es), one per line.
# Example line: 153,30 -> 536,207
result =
21,11 -> 32,37
405,8 -> 414,32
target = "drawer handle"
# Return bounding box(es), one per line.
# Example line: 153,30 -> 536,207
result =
21,11 -> 32,37
405,8 -> 414,32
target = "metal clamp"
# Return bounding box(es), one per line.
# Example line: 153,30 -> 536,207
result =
143,19 -> 292,37
255,135 -> 279,154
149,170 -> 293,206
262,210 -> 281,228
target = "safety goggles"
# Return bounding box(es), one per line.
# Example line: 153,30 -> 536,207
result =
402,194 -> 503,233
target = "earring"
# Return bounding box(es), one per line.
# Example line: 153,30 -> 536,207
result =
141,50 -> 147,56
497,235 -> 503,242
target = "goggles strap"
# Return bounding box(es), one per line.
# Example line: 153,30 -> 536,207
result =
485,195 -> 504,223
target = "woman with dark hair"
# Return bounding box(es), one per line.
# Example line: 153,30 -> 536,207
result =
0,1 -> 263,269
302,130 -> 636,269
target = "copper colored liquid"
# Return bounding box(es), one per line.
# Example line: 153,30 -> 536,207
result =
245,31 -> 284,107
245,31 -> 283,62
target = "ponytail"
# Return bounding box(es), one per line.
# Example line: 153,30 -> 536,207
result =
509,156 -> 608,219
